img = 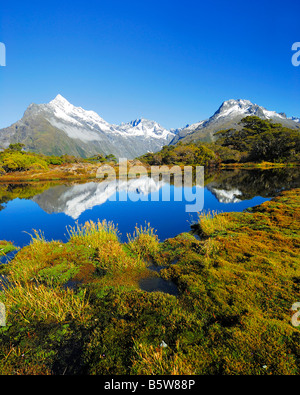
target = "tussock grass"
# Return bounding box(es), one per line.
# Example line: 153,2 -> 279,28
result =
67,220 -> 147,271
1,281 -> 91,324
127,223 -> 160,259
197,210 -> 232,237
67,220 -> 119,248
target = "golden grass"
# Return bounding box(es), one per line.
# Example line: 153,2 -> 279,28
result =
197,210 -> 232,237
131,341 -> 196,375
67,220 -> 120,248
2,280 -> 91,324
127,223 -> 160,259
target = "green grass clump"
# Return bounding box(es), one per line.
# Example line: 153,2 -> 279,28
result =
196,210 -> 233,237
0,241 -> 16,256
127,223 -> 161,260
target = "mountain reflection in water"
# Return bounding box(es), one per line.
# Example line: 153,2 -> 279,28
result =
32,176 -> 166,220
0,168 -> 299,248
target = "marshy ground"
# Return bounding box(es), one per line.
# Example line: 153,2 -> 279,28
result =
0,188 -> 299,375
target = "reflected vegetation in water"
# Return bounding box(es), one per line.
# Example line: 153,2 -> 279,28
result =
0,167 -> 299,248
206,167 -> 300,201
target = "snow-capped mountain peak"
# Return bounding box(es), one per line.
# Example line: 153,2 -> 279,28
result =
50,94 -> 72,107
47,94 -> 112,132
171,98 -> 300,145
214,99 -> 286,121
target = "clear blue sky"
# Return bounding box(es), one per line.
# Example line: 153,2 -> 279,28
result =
0,0 -> 299,129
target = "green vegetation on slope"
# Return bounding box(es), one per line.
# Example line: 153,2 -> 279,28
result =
211,116 -> 300,164
140,117 -> 300,167
0,189 -> 299,374
140,142 -> 219,167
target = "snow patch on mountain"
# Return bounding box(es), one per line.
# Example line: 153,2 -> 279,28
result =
291,117 -> 300,123
213,99 -> 285,121
170,121 -> 205,138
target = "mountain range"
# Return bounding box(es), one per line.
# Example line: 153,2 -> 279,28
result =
0,95 -> 299,158
0,95 -> 175,159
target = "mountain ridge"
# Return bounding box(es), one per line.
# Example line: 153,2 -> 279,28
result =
0,96 -> 299,158
0,95 -> 175,159
171,99 -> 300,145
